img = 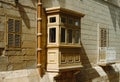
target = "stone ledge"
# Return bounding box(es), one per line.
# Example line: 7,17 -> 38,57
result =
0,69 -> 40,82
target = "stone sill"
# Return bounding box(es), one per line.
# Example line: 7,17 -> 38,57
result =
97,61 -> 118,66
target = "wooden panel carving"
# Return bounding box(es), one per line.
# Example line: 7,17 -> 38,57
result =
48,52 -> 56,63
61,53 -> 80,64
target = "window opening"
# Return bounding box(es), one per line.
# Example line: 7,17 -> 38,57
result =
50,17 -> 56,23
61,28 -> 65,43
67,29 -> 72,43
49,28 -> 56,43
7,18 -> 21,48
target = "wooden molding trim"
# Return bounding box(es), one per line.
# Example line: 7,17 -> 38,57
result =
46,7 -> 85,17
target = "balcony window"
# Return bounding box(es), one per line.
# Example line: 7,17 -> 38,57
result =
67,29 -> 72,43
50,17 -> 56,23
75,18 -> 80,26
49,28 -> 56,43
74,30 -> 80,43
61,28 -> 65,43
61,16 -> 66,24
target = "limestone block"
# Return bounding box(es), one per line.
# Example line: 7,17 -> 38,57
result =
22,27 -> 36,34
12,63 -> 26,70
0,69 -> 40,82
0,8 -> 5,15
4,78 -> 28,82
94,66 -> 107,77
22,49 -> 36,56
4,9 -> 20,17
92,77 -> 102,82
22,34 -> 36,41
22,41 -> 36,48
6,51 -> 22,56
8,56 -> 24,63
24,56 -> 36,61
27,13 -> 36,20
0,56 -> 8,64
30,20 -> 37,27
0,31 -> 4,42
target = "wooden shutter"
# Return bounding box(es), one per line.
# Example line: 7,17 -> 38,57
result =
15,20 -> 21,33
15,20 -> 21,47
100,28 -> 107,47
8,19 -> 14,47
8,19 -> 14,32
15,34 -> 21,47
7,18 -> 21,48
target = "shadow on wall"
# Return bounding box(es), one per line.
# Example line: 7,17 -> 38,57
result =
95,0 -> 120,31
17,3 -> 30,29
102,66 -> 119,82
31,0 -> 36,7
107,0 -> 120,31
75,43 -> 100,82
94,0 -> 120,82
0,0 -> 36,29
17,0 -> 37,29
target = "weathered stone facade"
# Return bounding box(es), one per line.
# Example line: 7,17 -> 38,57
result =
42,0 -> 120,82
0,0 -> 120,82
0,0 -> 37,71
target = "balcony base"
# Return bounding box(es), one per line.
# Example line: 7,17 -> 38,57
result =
97,61 -> 116,66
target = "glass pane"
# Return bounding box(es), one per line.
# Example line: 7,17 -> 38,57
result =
8,34 -> 14,47
8,19 -> 14,32
50,17 -> 56,23
67,29 -> 72,43
15,34 -> 21,47
49,28 -> 56,42
75,19 -> 80,26
61,16 -> 66,24
15,20 -> 20,33
74,30 -> 80,43
68,17 -> 73,25
61,28 -> 65,43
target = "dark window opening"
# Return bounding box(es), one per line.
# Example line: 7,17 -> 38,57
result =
49,28 -> 56,43
61,16 -> 66,24
68,18 -> 73,25
61,28 -> 65,42
100,28 -> 107,47
74,30 -> 80,43
67,29 -> 72,43
50,17 -> 56,23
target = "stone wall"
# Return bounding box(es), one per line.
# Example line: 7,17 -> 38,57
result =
42,0 -> 120,82
0,69 -> 40,82
75,63 -> 120,82
1,65 -> 120,82
43,0 -> 120,66
0,0 -> 37,71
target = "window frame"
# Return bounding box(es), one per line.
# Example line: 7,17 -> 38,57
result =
47,15 -> 59,25
46,8 -> 84,47
60,27 -> 66,43
99,28 -> 108,47
48,26 -> 59,45
49,27 -> 56,43
6,16 -> 22,50
60,14 -> 81,46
